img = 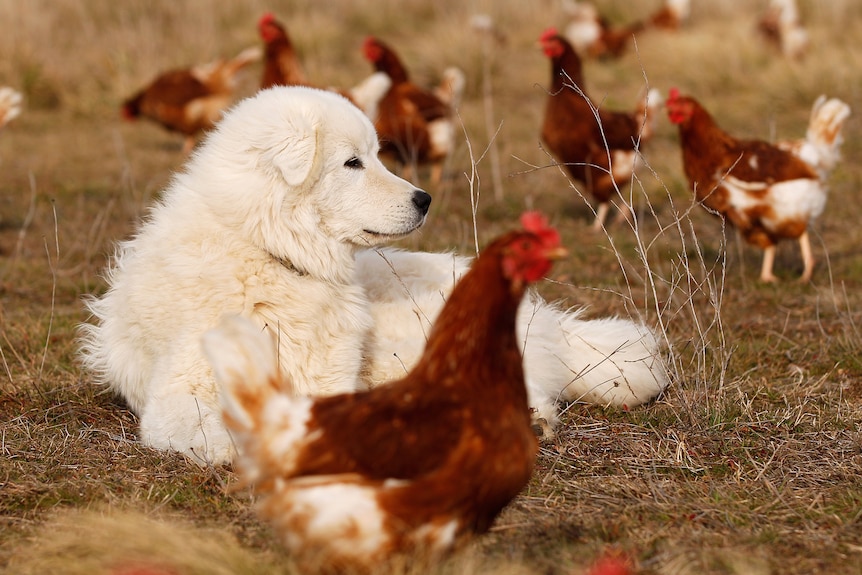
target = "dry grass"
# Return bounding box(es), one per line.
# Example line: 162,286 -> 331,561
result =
2,0 -> 862,573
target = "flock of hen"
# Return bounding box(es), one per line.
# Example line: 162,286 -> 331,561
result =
0,0 -> 852,572
118,12 -> 465,185
102,0 -> 848,286
542,0 -> 848,284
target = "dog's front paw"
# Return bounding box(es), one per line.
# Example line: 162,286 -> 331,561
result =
139,394 -> 235,466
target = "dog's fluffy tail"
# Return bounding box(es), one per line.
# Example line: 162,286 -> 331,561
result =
553,312 -> 669,407
518,297 -> 669,430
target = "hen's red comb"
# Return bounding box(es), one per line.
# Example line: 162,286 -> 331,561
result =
668,87 -> 681,102
258,12 -> 275,27
539,27 -> 559,42
362,36 -> 379,59
520,211 -> 561,248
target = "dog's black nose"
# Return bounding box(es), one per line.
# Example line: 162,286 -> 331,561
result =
412,190 -> 432,215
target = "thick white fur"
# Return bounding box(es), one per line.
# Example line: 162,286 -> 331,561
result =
80,86 -> 668,465
80,87 -> 428,464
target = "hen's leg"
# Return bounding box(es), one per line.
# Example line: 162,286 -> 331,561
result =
759,245 -> 778,283
182,135 -> 197,155
430,161 -> 443,186
400,162 -> 416,185
798,231 -> 814,283
591,202 -> 610,232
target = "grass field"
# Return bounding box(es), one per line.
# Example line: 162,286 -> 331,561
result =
1,0 -> 861,573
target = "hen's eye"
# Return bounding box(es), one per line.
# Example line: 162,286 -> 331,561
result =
344,157 -> 364,169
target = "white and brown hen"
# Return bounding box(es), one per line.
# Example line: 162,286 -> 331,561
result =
667,88 -> 837,283
539,28 -> 662,230
758,0 -> 809,60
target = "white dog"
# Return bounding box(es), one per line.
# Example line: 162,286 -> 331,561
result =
80,86 -> 668,465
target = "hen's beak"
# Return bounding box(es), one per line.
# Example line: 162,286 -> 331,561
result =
545,246 -> 569,260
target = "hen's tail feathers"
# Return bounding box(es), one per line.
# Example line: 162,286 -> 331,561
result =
779,96 -> 851,180
433,67 -> 466,110
202,315 -> 281,436
562,1 -> 602,53
227,46 -> 265,73
780,25 -> 809,59
805,96 -> 851,168
636,88 -> 664,142
192,46 -> 263,87
347,71 -> 393,120
203,315 -> 311,482
0,87 -> 23,130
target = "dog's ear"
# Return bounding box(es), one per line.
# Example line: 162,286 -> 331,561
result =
275,128 -> 321,188
259,115 -> 323,189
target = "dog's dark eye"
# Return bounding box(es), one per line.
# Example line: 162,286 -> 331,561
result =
344,157 -> 364,169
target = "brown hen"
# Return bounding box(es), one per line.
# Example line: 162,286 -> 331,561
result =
258,12 -> 308,89
362,36 -> 458,185
539,28 -> 660,230
122,47 -> 261,154
203,212 -> 565,572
